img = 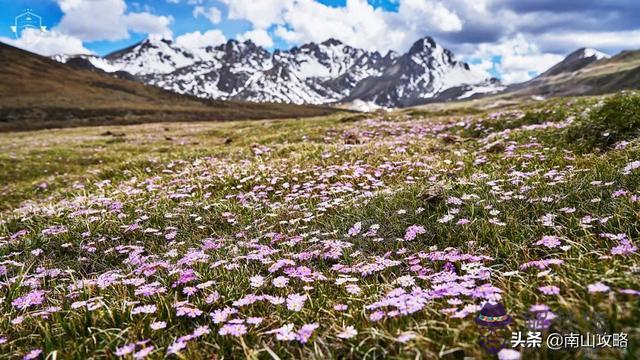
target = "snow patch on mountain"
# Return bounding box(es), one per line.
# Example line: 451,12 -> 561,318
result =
106,37 -> 201,75
581,48 -> 609,60
53,54 -> 120,73
52,36 -> 501,108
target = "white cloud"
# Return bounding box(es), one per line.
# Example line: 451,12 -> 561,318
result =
536,30 -> 640,54
220,0 -> 640,83
397,0 -> 463,32
175,29 -> 226,49
272,0 -> 405,52
57,0 -> 84,12
222,0 -> 464,53
19,0 -> 638,85
237,29 -> 274,48
125,12 -> 174,38
193,6 -> 222,24
222,0 -> 291,29
164,0 -> 203,4
467,34 -> 563,83
0,29 -> 92,56
55,0 -> 172,42
468,58 -> 495,78
274,25 -> 303,43
56,0 -> 128,41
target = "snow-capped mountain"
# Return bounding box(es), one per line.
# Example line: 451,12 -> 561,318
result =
345,37 -> 498,107
502,47 -> 613,99
538,47 -> 610,78
52,54 -> 121,73
105,37 -> 201,75
140,39 -> 273,100
53,36 -> 501,108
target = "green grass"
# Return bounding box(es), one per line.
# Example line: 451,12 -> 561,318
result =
566,91 -> 640,151
0,93 -> 639,359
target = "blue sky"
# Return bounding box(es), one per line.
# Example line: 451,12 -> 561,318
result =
0,1 -> 400,55
2,0 -> 639,83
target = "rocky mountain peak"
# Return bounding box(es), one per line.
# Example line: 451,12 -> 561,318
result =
54,35 -> 501,108
408,36 -> 438,55
321,38 -> 343,47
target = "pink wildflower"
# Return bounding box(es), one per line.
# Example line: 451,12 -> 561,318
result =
297,323 -> 319,343
12,290 -> 46,310
333,304 -> 348,311
115,344 -> 135,356
538,285 -> 560,295
397,332 -> 416,343
535,235 -> 561,248
348,222 -> 362,236
219,324 -> 247,337
286,293 -> 307,312
498,349 -> 521,360
587,282 -> 610,293
337,326 -> 357,339
150,321 -> 166,330
23,349 -> 43,360
249,275 -> 265,288
131,305 -> 157,315
269,324 -> 297,341
272,276 -> 289,288
404,225 -> 426,241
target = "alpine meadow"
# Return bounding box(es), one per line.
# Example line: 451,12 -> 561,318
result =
1,1 -> 640,359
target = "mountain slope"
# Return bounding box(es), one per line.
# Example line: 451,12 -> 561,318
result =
409,48 -> 640,112
502,48 -> 640,98
54,36 -> 500,108
538,48 -> 609,77
0,42 -> 339,132
344,37 -> 496,107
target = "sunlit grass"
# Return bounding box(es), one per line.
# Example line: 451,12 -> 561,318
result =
0,93 -> 639,359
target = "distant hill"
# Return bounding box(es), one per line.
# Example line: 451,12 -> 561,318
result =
502,47 -> 640,98
0,42 -> 338,132
539,48 -> 609,77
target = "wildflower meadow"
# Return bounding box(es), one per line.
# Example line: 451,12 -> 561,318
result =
1,92 -> 639,359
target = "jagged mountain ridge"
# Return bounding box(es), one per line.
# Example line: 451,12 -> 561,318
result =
54,36 -> 502,108
344,37 -> 497,107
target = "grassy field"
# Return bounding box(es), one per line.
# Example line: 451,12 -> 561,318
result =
0,92 -> 639,359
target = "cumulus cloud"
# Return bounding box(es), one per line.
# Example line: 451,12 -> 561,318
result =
536,30 -> 640,54
468,34 -> 564,83
276,0 -> 398,51
397,0 -> 463,32
0,29 -> 92,56
13,0 -> 639,84
56,0 -> 129,41
222,0 -> 291,29
175,29 -> 226,49
55,0 -> 173,42
237,29 -> 274,48
217,0 -> 639,82
224,0 -> 464,52
124,12 -> 174,38
193,6 -> 222,24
